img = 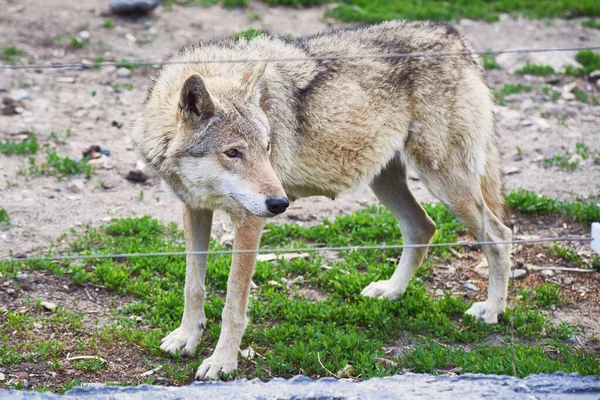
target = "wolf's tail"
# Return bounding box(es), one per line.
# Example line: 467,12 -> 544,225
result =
480,141 -> 506,221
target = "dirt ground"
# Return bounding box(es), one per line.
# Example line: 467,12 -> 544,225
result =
1,0 -> 600,257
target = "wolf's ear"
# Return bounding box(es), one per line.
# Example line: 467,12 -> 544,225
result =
240,62 -> 267,103
179,74 -> 215,124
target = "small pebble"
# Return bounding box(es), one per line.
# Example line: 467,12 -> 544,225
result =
15,272 -> 29,280
464,283 -> 479,292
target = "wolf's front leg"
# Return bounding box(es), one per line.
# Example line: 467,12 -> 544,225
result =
161,205 -> 213,356
196,214 -> 265,380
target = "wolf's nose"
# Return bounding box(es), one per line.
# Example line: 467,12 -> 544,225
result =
266,196 -> 289,215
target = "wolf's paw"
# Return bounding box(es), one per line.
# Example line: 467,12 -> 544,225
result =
465,301 -> 504,324
360,280 -> 403,300
195,352 -> 238,380
160,323 -> 204,356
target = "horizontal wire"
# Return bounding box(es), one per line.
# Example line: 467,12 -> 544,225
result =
0,236 -> 592,264
1,45 -> 599,70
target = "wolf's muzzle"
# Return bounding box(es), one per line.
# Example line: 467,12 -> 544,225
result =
265,196 -> 289,215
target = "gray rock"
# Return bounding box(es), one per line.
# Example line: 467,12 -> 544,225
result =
117,67 -> 132,77
541,103 -> 578,119
464,282 -> 479,292
15,272 -> 29,280
9,89 -> 30,101
510,269 -> 527,279
520,99 -> 534,111
68,180 -> 85,193
110,0 -> 159,15
541,269 -> 555,277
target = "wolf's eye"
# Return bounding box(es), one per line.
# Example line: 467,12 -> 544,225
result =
267,143 -> 271,153
224,149 -> 240,158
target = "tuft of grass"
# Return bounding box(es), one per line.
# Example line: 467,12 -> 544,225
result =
222,0 -> 247,7
1,46 -> 26,65
582,19 -> 600,29
103,19 -> 117,29
73,357 -> 106,372
70,37 -> 85,49
0,208 -> 10,226
25,151 -> 92,180
324,0 -> 600,24
542,86 -> 561,102
564,49 -> 600,76
482,51 -> 501,70
492,83 -> 531,106
506,189 -> 600,225
516,61 -> 556,76
232,28 -> 266,41
0,132 -> 40,155
544,142 -> 599,170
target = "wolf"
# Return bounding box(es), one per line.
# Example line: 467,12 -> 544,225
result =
132,20 -> 512,380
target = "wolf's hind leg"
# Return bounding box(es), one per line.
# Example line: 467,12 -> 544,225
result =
415,164 -> 512,324
161,206 -> 213,356
361,157 -> 437,299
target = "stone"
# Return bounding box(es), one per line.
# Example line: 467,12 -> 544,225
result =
9,89 -> 30,101
464,282 -> 479,292
78,30 -> 91,40
541,269 -> 555,277
510,269 -> 527,279
434,289 -> 444,297
520,98 -> 534,111
68,180 -> 85,193
40,301 -> 57,311
110,0 -> 159,15
56,76 -> 76,83
503,166 -> 520,175
117,67 -> 132,77
540,103 -> 578,119
15,272 -> 29,280
126,170 -> 149,183
126,33 -> 137,43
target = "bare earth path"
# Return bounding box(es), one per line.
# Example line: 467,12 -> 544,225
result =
1,0 -> 599,255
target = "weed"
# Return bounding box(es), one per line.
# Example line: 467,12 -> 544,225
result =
0,208 -> 10,226
222,0 -> 247,7
0,132 -> 40,155
542,86 -> 561,102
73,357 -> 106,372
104,19 -> 117,29
482,51 -> 500,70
516,61 -> 555,76
113,82 -> 134,91
232,28 -> 265,41
26,151 -> 92,180
506,189 -> 600,225
582,19 -> 600,29
70,37 -> 85,49
573,88 -> 588,103
1,46 -> 26,65
545,142 -> 598,171
492,83 -> 531,106
564,49 -> 600,76
532,282 -> 562,309
248,11 -> 262,21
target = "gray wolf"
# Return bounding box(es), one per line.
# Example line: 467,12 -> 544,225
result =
132,20 -> 512,380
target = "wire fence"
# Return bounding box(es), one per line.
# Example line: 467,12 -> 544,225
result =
0,236 -> 594,264
1,45 -> 600,70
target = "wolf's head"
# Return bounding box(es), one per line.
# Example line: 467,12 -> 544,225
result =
136,63 -> 289,218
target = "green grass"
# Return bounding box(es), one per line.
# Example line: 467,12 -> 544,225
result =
542,86 -> 561,102
222,0 -> 247,7
0,132 -> 40,155
232,28 -> 266,41
515,61 -> 556,76
545,142 -> 600,171
70,37 -> 85,49
103,19 -> 116,29
1,200 -> 598,391
482,52 -> 501,70
1,46 -> 26,65
0,208 -> 10,226
24,151 -> 92,180
492,83 -> 531,106
564,49 -> 600,76
324,0 -> 600,24
582,19 -> 600,29
506,189 -> 600,225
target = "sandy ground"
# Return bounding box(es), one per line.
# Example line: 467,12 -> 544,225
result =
1,0 -> 600,256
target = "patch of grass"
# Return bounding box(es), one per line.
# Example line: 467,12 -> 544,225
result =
113,82 -> 134,91
0,208 -> 10,226
492,83 -> 531,106
582,19 -> 600,29
506,189 -> 600,225
542,86 -> 561,102
324,0 -> 600,24
103,19 -> 116,29
482,51 -> 500,70
73,357 -> 106,373
3,200 -> 598,392
0,132 -> 40,155
70,37 -> 85,49
544,142 -> 599,171
532,282 -> 562,309
115,58 -> 141,70
25,151 -> 92,180
1,46 -> 26,65
222,0 -> 247,7
232,28 -> 266,41
515,61 -> 556,76
564,49 -> 600,76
